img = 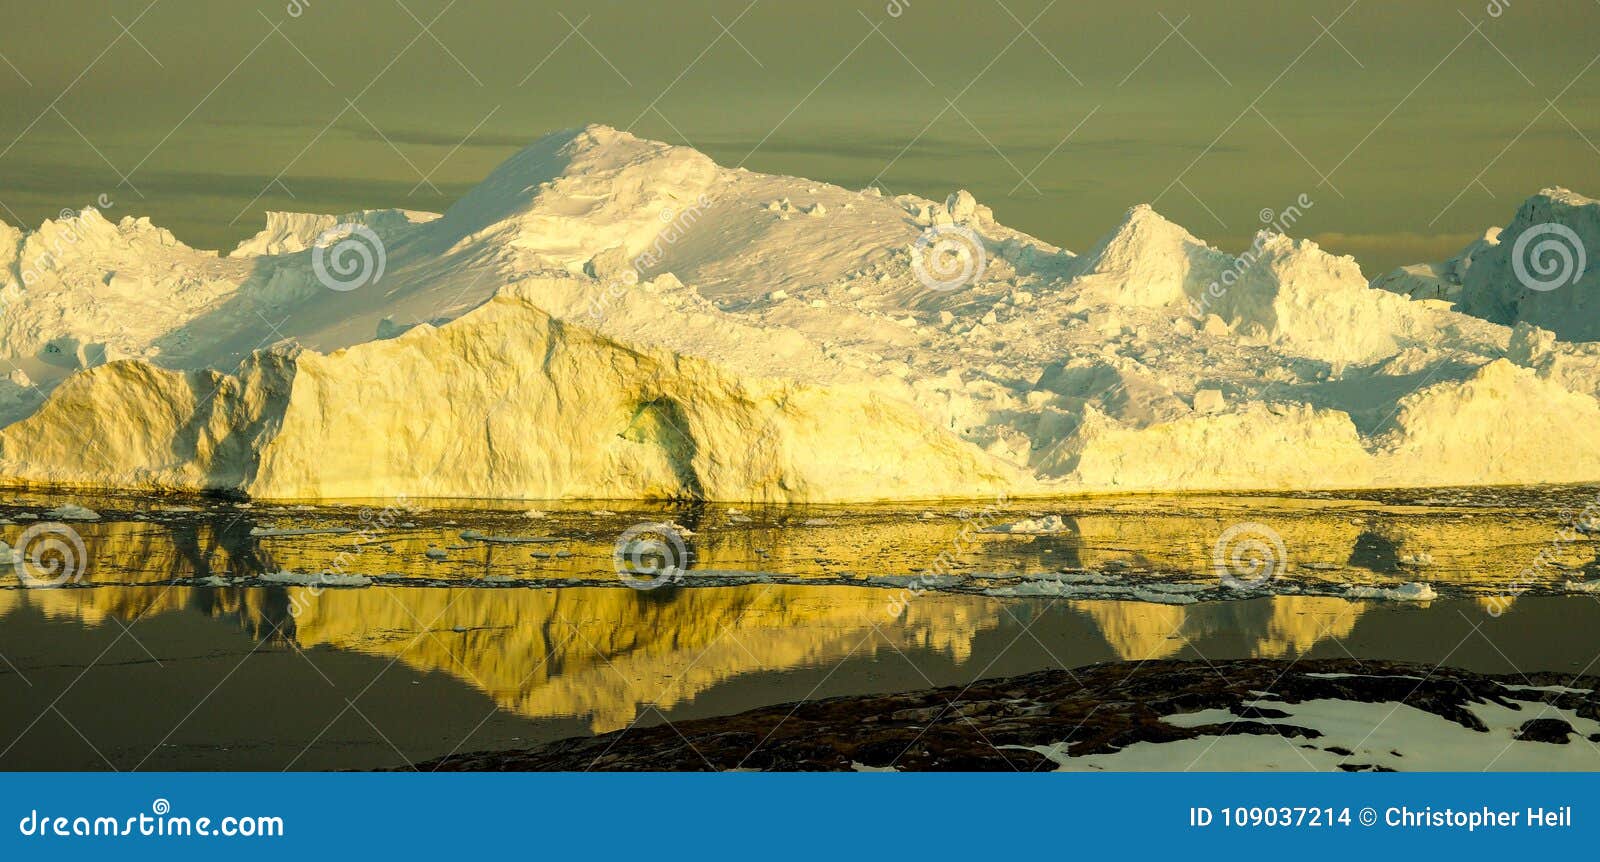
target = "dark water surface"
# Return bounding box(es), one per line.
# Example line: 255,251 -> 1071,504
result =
2,488 -> 1599,770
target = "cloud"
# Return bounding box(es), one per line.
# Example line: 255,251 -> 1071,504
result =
688,133 -> 1246,165
1310,231 -> 1484,267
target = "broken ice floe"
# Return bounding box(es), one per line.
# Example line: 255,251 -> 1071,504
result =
981,515 -> 1073,535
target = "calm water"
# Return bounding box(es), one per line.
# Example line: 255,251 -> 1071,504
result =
2,487 -> 1599,770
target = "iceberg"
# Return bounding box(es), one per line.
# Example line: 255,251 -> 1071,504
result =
3,125 -> 1600,502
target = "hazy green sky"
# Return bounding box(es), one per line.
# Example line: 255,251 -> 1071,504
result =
1,0 -> 1597,273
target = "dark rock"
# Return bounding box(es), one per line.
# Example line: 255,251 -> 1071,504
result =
1515,718 -> 1575,744
1236,705 -> 1291,720
400,659 -> 1600,772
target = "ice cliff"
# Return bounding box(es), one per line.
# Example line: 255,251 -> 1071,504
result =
2,124 -> 1598,501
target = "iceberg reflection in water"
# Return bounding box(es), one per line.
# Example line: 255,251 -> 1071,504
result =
1,486 -> 1598,769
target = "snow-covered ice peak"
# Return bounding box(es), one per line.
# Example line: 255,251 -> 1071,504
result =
432,123 -> 720,267
229,209 -> 440,258
1379,187 -> 1600,341
22,206 -> 191,263
1067,203 -> 1228,307
1527,185 -> 1599,210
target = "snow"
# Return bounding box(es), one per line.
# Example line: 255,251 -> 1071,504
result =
1346,582 -> 1437,601
258,570 -> 372,587
982,515 -> 1072,534
5,124 -> 1600,501
1372,228 -> 1500,303
43,504 -> 100,521
1449,189 -> 1599,340
1500,683 -> 1592,695
228,209 -> 438,258
1021,696 -> 1600,771
849,761 -> 899,773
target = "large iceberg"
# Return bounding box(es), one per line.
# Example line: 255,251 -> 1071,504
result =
2,124 -> 1598,501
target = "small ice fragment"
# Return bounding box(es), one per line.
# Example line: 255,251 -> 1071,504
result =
44,504 -> 100,521
983,515 -> 1071,535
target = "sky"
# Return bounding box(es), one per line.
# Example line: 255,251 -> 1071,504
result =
0,0 -> 1597,274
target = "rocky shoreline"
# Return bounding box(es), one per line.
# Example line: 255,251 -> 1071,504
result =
407,658 -> 1600,772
